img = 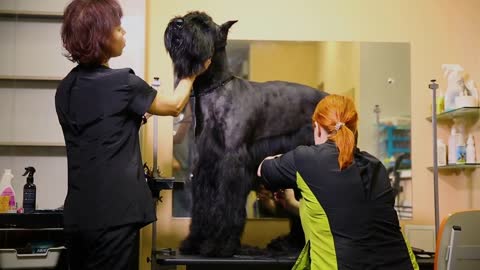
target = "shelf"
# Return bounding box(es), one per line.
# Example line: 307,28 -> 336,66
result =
427,163 -> 480,171
0,145 -> 66,157
0,211 -> 63,229
0,142 -> 65,147
380,138 -> 410,143
426,107 -> 480,122
0,75 -> 63,82
378,124 -> 410,130
0,10 -> 63,20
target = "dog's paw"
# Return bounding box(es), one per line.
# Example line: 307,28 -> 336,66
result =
179,238 -> 200,255
200,239 -> 239,257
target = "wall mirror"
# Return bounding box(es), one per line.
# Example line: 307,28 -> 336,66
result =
171,40 -> 412,220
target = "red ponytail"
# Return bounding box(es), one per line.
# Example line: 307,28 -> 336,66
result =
312,95 -> 358,170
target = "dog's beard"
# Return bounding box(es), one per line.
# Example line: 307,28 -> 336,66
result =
164,25 -> 214,79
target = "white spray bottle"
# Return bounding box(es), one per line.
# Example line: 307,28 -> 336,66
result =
442,64 -> 464,111
456,123 -> 466,164
466,134 -> 476,163
448,126 -> 457,165
464,80 -> 479,106
0,169 -> 15,213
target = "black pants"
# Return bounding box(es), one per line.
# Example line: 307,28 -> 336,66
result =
65,224 -> 139,270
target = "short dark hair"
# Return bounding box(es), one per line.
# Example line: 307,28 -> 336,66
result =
61,0 -> 123,66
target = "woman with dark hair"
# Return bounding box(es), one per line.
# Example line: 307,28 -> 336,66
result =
257,95 -> 418,270
55,0 -> 210,269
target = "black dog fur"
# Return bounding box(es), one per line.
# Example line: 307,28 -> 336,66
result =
164,11 -> 327,257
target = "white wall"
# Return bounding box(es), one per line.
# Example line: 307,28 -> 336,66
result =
316,42 -> 359,99
109,0 -> 146,77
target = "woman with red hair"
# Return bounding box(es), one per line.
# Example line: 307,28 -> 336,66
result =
258,95 -> 418,270
56,0 -> 209,269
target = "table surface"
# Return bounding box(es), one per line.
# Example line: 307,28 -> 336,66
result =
156,251 -> 298,265
0,211 -> 63,229
155,249 -> 434,267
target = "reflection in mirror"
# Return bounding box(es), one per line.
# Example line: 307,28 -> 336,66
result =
172,41 -> 412,220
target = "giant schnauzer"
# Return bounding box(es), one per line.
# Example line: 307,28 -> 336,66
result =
164,11 -> 327,257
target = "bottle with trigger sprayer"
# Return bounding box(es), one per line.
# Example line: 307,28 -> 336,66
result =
23,167 -> 37,214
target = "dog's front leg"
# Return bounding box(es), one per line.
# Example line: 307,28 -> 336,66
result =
193,97 -> 259,256
199,146 -> 253,257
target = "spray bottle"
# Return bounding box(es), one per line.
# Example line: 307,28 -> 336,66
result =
152,77 -> 161,91
0,169 -> 15,213
448,125 -> 457,165
461,79 -> 480,107
456,124 -> 466,164
466,134 -> 476,163
442,64 -> 464,111
23,167 -> 36,214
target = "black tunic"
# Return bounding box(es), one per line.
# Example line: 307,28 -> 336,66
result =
55,65 -> 157,230
261,141 -> 418,270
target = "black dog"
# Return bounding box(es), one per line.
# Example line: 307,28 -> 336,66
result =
165,11 -> 327,257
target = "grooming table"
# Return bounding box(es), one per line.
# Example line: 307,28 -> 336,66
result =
147,178 -> 294,270
154,250 -> 434,270
155,250 -> 296,270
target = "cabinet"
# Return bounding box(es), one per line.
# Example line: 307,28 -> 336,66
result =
0,3 -> 72,147
0,0 -> 72,210
378,124 -> 411,165
0,212 -> 67,269
384,125 -> 410,158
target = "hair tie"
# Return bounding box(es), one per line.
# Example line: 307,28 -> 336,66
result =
335,122 -> 345,131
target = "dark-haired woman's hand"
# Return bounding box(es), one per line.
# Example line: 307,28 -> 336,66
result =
148,58 -> 211,117
200,58 -> 212,74
188,58 -> 212,80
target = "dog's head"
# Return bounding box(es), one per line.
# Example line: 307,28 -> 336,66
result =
164,11 -> 237,79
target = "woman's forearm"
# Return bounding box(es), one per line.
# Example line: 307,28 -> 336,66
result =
147,77 -> 194,116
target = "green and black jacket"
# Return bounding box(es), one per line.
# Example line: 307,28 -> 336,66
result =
261,141 -> 418,270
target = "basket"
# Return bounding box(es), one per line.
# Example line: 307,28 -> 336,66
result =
0,247 -> 65,269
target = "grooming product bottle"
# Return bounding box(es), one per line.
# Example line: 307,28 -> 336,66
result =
466,134 -> 476,163
448,126 -> 457,164
0,169 -> 15,213
22,167 -> 36,214
436,89 -> 445,114
152,77 -> 161,91
437,139 -> 447,166
442,64 -> 464,111
456,133 -> 466,165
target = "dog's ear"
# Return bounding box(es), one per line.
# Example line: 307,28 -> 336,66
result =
220,20 -> 238,34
